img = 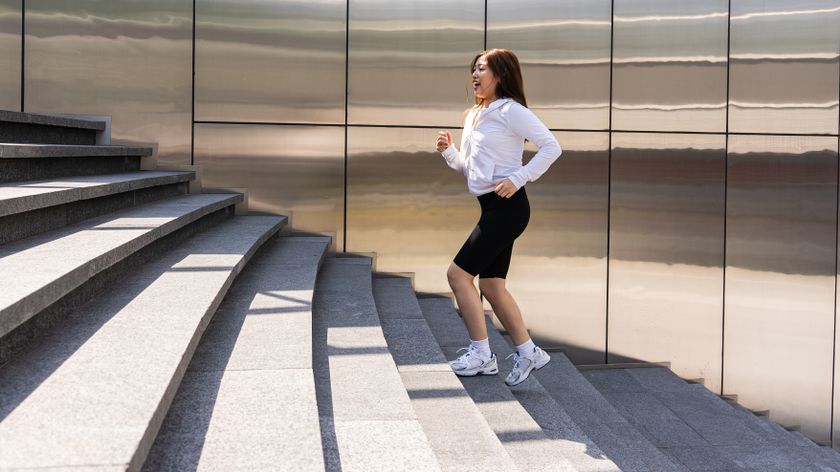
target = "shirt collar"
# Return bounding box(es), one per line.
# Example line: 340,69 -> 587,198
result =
484,97 -> 513,112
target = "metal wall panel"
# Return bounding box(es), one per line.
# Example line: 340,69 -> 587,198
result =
725,135 -> 838,443
347,0 -> 484,127
347,128 -> 609,363
503,131 -> 609,363
195,0 -> 345,124
729,0 -> 840,134
486,0 -> 612,130
24,0 -> 192,166
0,0 -> 20,111
195,124 -> 345,247
835,137 -> 840,451
609,133 -> 726,391
612,0 -> 729,132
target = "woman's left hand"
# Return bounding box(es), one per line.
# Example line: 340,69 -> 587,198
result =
494,179 -> 517,198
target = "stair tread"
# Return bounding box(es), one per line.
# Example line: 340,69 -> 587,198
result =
0,171 -> 194,217
0,215 -> 285,470
420,296 -> 604,472
0,193 -> 242,338
313,258 -> 440,472
0,143 -> 152,158
585,368 -> 840,471
372,277 -> 518,471
0,110 -> 106,131
144,234 -> 329,471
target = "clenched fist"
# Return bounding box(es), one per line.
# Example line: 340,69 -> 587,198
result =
435,131 -> 453,153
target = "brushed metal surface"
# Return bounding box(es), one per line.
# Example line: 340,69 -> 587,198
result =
835,137 -> 840,451
729,0 -> 840,134
24,0 -> 192,166
347,0 -> 484,127
195,124 -> 344,247
486,0 -> 612,130
612,0 -> 728,132
347,127 -> 609,362
195,0 -> 345,124
608,133 -> 726,391
724,135 -> 838,443
0,0 -> 20,111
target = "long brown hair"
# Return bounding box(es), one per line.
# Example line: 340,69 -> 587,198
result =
471,49 -> 527,108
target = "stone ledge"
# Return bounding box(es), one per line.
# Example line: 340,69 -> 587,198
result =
0,144 -> 153,159
0,110 -> 106,131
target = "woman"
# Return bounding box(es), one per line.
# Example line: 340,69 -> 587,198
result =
435,49 -> 562,387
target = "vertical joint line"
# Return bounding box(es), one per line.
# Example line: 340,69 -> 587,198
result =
605,0 -> 615,364
20,0 -> 25,112
343,0 -> 350,252
190,0 -> 196,166
483,0 -> 487,51
721,0 -> 732,396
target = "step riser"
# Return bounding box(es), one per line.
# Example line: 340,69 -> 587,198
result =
0,123 -> 97,145
0,156 -> 141,183
0,182 -> 190,245
0,205 -> 235,366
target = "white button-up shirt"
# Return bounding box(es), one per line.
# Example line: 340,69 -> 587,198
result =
441,97 -> 562,196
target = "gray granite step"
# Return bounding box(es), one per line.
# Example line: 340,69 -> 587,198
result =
313,257 -> 440,472
501,347 -> 684,471
583,367 -> 839,472
0,110 -> 104,145
0,143 -> 151,159
372,276 -> 518,472
0,171 -> 193,217
0,193 -> 243,341
0,215 -> 285,470
419,294 -> 599,472
144,234 -> 331,471
0,171 -> 195,245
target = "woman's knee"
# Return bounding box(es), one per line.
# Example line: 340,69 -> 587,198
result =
479,278 -> 506,301
447,263 -> 474,290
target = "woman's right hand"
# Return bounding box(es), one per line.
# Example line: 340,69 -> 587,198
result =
435,131 -> 453,152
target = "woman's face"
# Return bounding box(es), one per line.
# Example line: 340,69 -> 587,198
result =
472,55 -> 498,101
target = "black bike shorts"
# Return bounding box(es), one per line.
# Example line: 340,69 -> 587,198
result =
453,187 -> 530,279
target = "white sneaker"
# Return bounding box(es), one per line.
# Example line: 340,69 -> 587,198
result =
505,347 -> 551,386
449,346 -> 499,376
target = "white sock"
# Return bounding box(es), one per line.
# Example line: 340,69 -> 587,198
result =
516,338 -> 536,357
470,338 -> 491,359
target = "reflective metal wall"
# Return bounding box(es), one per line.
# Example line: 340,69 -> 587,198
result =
486,0 -> 612,130
347,0 -> 483,127
195,124 -> 345,247
0,0 -> 20,111
5,0 -> 840,448
23,0 -> 193,166
195,0 -> 345,124
612,0 -> 728,132
725,136 -> 838,443
729,0 -> 840,134
609,134 -> 726,391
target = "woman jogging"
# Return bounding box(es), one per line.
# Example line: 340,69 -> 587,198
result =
435,49 -> 562,387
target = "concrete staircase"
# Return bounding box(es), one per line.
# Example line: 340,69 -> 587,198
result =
1,110 -> 839,471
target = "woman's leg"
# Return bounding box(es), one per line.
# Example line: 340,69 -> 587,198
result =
447,262 -> 488,341
478,277 -> 529,345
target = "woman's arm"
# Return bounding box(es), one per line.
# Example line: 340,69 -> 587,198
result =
437,130 -> 466,174
503,104 -> 562,189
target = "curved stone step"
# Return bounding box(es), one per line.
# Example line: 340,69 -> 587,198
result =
313,257 -> 440,472
0,193 -> 242,340
582,367 -> 837,471
0,144 -> 152,159
0,110 -> 104,145
520,355 -> 685,471
419,295 -> 588,472
372,276 -> 518,471
0,171 -> 195,245
144,234 -> 331,471
0,215 -> 285,470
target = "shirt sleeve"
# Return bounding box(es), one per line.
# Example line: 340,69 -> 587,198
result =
441,143 -> 466,175
503,103 -> 562,189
